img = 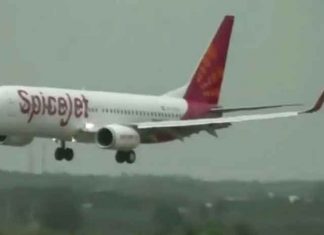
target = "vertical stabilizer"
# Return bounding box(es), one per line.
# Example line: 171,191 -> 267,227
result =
184,16 -> 234,106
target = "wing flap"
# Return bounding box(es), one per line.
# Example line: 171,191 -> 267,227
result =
210,103 -> 302,113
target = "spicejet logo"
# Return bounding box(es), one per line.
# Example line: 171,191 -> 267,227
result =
18,89 -> 89,127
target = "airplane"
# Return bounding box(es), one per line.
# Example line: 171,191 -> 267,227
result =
0,15 -> 322,164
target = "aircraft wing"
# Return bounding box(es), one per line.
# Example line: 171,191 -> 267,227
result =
136,91 -> 323,131
80,91 -> 322,142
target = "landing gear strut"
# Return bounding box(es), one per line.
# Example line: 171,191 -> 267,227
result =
55,140 -> 74,161
115,150 -> 136,164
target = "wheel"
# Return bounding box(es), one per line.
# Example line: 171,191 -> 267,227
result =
115,151 -> 126,163
65,148 -> 74,161
126,151 -> 136,164
55,147 -> 65,161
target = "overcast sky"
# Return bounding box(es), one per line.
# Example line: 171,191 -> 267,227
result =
0,0 -> 323,181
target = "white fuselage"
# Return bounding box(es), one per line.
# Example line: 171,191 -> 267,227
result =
0,86 -> 187,142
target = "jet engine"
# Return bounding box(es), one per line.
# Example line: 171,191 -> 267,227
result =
95,124 -> 140,150
0,135 -> 34,146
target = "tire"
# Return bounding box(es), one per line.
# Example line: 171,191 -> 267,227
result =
55,148 -> 65,161
65,148 -> 74,161
126,151 -> 136,164
115,152 -> 126,163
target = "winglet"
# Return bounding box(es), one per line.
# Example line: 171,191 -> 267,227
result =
303,90 -> 324,113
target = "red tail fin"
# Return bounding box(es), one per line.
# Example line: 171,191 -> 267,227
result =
184,16 -> 234,106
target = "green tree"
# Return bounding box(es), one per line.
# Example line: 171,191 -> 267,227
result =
153,203 -> 182,234
38,188 -> 82,233
234,222 -> 258,235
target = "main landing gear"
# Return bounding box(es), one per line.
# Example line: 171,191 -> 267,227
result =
54,140 -> 74,161
53,140 -> 135,164
115,150 -> 136,164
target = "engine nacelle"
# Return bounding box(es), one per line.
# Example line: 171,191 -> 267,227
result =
95,124 -> 140,150
0,135 -> 33,146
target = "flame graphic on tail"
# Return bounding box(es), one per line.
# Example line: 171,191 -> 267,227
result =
183,16 -> 234,118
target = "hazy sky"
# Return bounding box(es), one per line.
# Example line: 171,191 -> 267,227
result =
0,0 -> 323,180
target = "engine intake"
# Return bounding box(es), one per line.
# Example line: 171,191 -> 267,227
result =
97,128 -> 114,147
96,124 -> 140,150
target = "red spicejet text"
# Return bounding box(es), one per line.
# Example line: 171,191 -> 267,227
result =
17,89 -> 89,127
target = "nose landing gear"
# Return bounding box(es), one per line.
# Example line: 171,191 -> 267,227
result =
54,140 -> 74,161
